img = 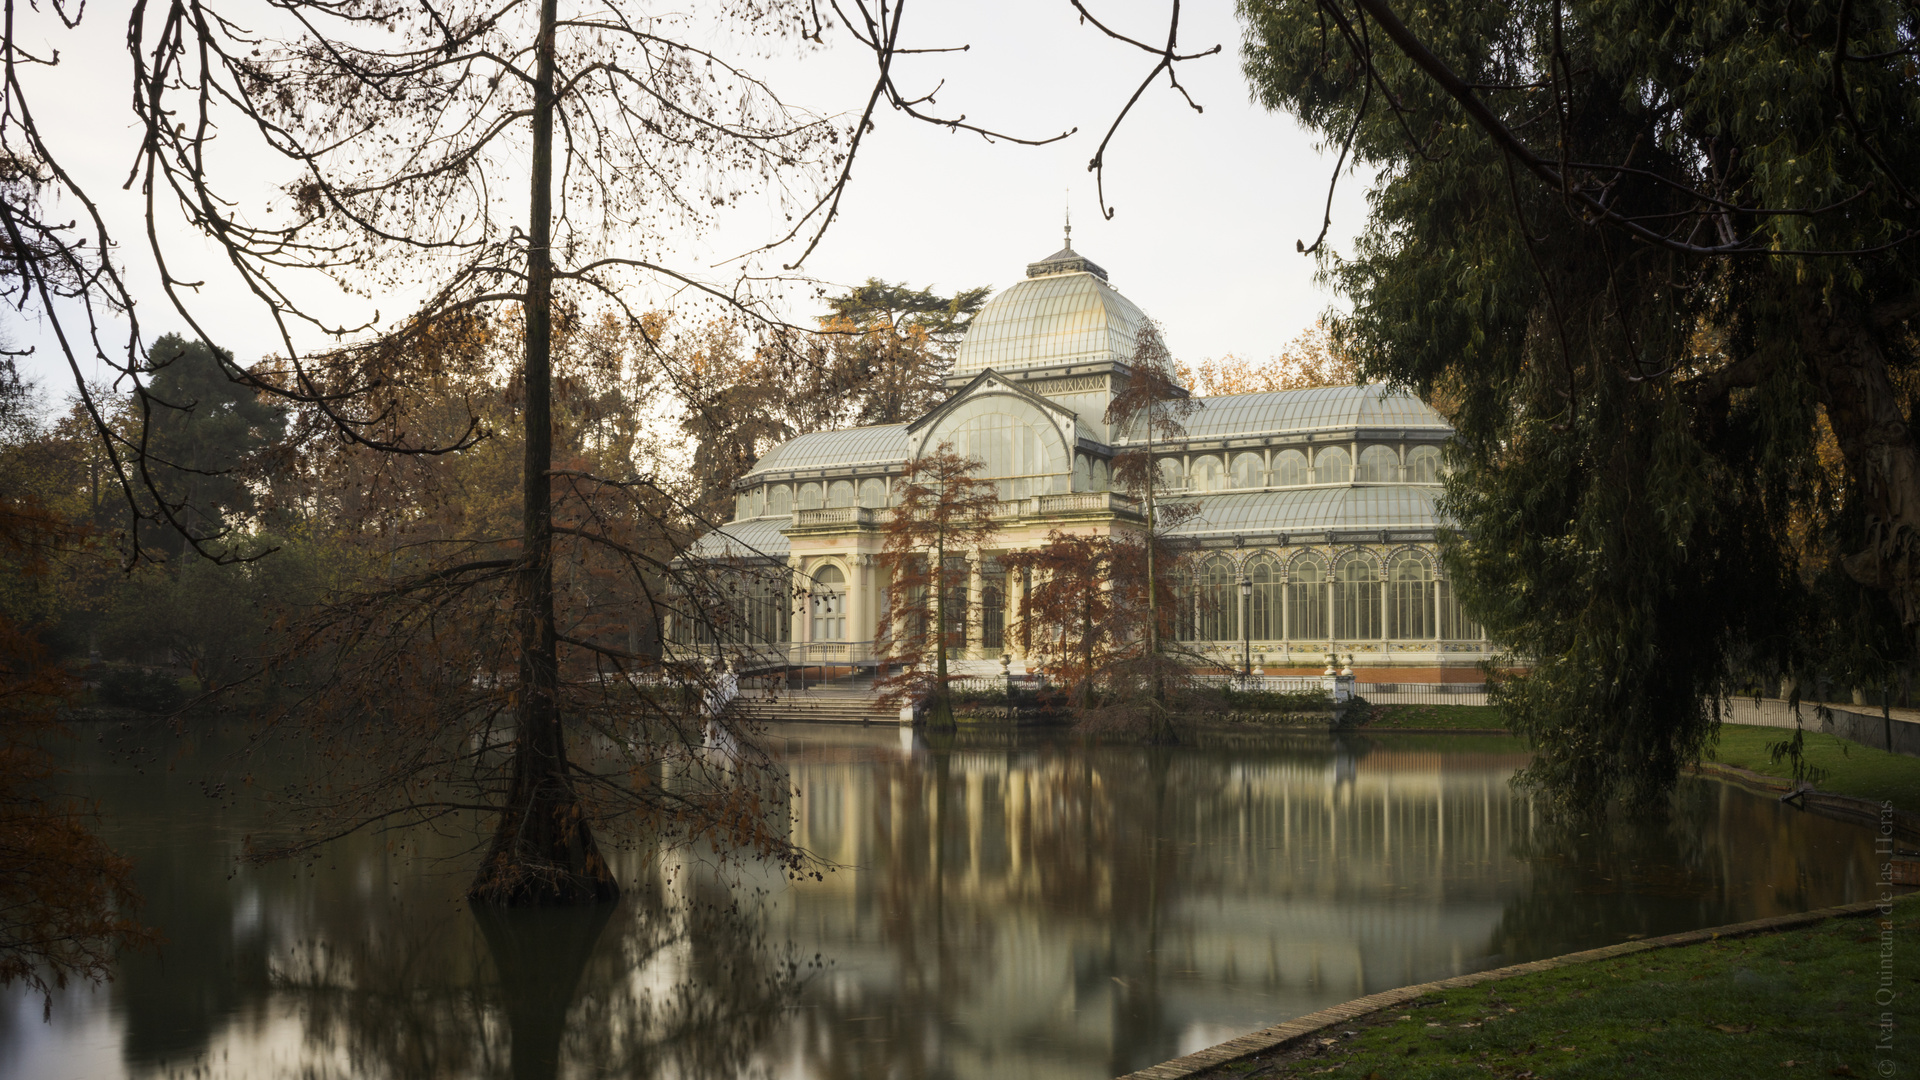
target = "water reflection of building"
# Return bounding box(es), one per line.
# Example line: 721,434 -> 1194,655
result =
7,729 -> 1889,1080
766,735 -> 1538,1078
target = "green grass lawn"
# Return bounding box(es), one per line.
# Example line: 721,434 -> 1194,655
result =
1359,703 -> 1508,730
1200,894 -> 1917,1080
1711,723 -> 1920,815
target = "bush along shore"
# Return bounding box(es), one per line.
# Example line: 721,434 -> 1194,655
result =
1165,894 -> 1917,1080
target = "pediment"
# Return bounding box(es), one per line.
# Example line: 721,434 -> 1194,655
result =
906,368 -> 1079,436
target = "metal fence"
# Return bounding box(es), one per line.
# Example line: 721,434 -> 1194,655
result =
939,673 -> 1489,705
1353,682 -> 1490,706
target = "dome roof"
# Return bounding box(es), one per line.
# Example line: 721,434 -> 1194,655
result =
952,244 -> 1148,377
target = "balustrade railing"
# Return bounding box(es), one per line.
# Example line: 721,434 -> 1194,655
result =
790,506 -> 874,528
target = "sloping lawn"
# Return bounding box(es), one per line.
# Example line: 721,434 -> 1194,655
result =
1711,723 -> 1920,815
1198,894 -> 1916,1080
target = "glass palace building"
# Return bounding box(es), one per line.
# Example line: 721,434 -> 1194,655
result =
681,239 -> 1488,677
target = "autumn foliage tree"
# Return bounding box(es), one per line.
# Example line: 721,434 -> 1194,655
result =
0,369 -> 148,999
873,447 -> 1001,731
1179,320 -> 1359,396
676,282 -> 991,523
1002,532 -> 1143,711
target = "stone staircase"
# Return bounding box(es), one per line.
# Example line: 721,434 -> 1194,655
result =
729,687 -> 900,725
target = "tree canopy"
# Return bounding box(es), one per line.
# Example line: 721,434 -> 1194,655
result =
1239,0 -> 1920,809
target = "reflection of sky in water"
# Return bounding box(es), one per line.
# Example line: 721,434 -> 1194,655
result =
0,725 -> 1885,1080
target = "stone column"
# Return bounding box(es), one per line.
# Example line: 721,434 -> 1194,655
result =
1009,561 -> 1027,663
966,552 -> 984,660
1378,550 -> 1389,645
789,555 -> 808,647
1280,558 -> 1291,653
849,553 -> 871,649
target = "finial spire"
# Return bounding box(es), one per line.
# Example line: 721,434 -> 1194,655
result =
1064,190 -> 1072,248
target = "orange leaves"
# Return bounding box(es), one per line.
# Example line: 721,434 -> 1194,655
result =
1177,320 -> 1359,397
872,446 -> 1002,709
0,491 -> 150,1000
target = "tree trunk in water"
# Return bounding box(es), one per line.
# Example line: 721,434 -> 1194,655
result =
470,0 -> 616,906
1802,289 -> 1920,632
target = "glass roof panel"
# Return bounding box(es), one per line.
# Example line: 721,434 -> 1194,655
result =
1166,486 -> 1443,536
745,424 -> 910,476
1119,384 -> 1449,443
686,515 -> 791,561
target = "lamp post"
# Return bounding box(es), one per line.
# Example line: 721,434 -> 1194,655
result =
1239,575 -> 1253,686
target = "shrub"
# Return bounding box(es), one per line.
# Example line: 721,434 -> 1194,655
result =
1220,686 -> 1332,713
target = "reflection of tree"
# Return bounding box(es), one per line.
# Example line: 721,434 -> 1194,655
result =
772,741 -> 1210,1078
1486,778 -> 1880,965
255,865 -> 797,1080
82,725 -> 801,1080
475,904 -> 612,1080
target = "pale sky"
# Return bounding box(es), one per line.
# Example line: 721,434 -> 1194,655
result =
6,1 -> 1373,399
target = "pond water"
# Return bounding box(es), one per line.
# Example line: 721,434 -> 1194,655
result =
0,722 -> 1883,1080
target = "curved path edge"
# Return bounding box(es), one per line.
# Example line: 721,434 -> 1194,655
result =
1115,899 -> 1888,1080
1688,760 -> 1920,844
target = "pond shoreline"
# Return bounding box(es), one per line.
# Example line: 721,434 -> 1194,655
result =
1119,896 -> 1909,1080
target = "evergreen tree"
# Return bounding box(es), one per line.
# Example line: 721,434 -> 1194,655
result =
815,278 -> 992,426
136,335 -> 288,560
1239,0 -> 1920,809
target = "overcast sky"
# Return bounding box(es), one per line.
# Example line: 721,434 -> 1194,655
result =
7,1 -> 1373,398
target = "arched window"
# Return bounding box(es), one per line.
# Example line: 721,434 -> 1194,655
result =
1333,552 -> 1380,639
1247,553 -> 1282,640
827,480 -> 856,508
982,584 -> 1005,651
1074,454 -> 1091,491
809,563 -> 845,641
859,478 -> 887,508
733,492 -> 752,521
1196,555 -> 1237,641
1357,445 -> 1400,483
1288,553 -> 1326,640
766,484 -> 793,516
1313,445 -> 1352,485
941,405 -> 1066,499
1232,452 -> 1266,489
798,482 -> 824,510
1091,458 -> 1110,491
1158,458 -> 1185,492
1273,449 -> 1309,487
1388,551 -> 1435,639
1438,575 -> 1483,640
1190,455 -> 1226,493
1407,445 -> 1442,484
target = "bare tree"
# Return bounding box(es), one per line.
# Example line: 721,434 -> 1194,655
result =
0,0 -> 1228,907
